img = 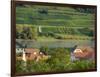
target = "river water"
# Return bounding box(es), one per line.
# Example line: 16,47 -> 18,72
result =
16,39 -> 94,48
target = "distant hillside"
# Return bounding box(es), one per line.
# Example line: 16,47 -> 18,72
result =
16,5 -> 95,27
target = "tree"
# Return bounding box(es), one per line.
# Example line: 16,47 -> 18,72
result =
38,9 -> 48,14
16,25 -> 37,40
40,46 -> 49,55
75,7 -> 95,13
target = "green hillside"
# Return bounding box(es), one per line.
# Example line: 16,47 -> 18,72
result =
16,4 -> 95,40
16,5 -> 95,27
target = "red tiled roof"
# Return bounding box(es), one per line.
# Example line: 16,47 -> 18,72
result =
74,46 -> 95,59
25,48 -> 39,53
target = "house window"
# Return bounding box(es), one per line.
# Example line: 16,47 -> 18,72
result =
26,53 -> 31,57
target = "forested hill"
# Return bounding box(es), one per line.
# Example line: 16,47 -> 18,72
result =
16,4 -> 95,27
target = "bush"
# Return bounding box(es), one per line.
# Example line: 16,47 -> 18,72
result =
16,24 -> 37,40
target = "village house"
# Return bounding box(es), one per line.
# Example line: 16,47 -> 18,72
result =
16,48 -> 24,53
16,48 -> 50,62
70,45 -> 95,62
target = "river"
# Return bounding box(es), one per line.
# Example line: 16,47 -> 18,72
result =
16,39 -> 94,48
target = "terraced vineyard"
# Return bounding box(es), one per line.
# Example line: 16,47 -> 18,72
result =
40,26 -> 93,36
16,4 -> 95,47
16,5 -> 95,27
